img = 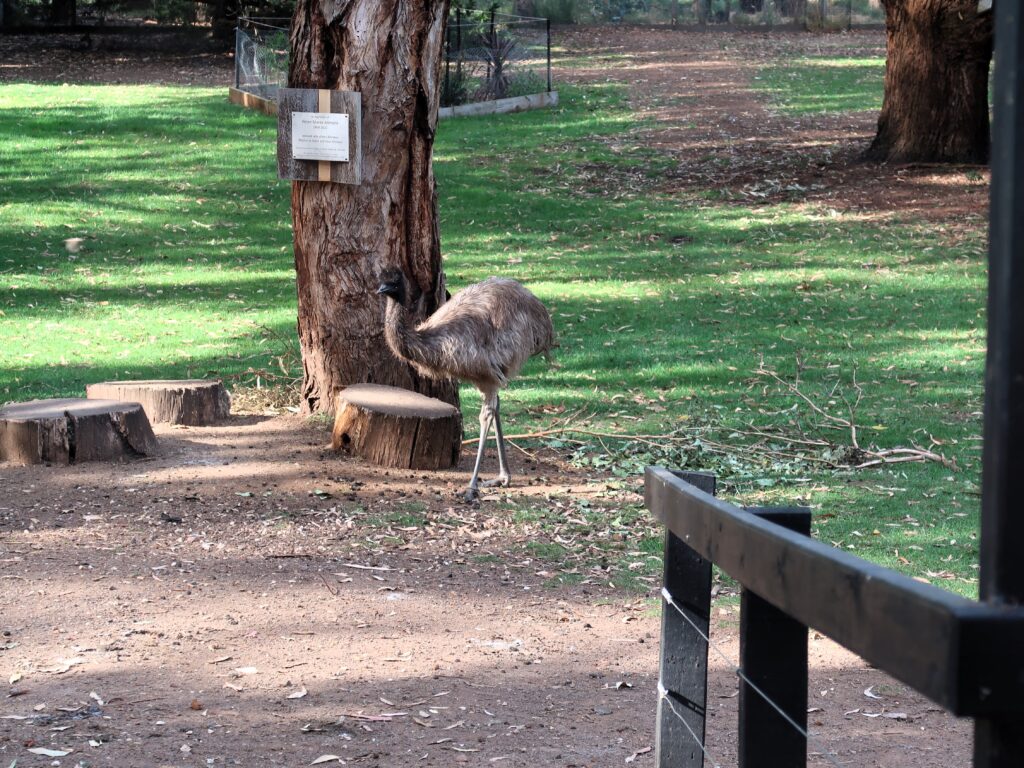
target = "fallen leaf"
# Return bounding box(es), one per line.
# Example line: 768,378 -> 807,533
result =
190,699 -> 203,711
27,748 -> 71,757
232,667 -> 258,676
863,686 -> 881,699
8,673 -> 20,685
42,657 -> 84,674
862,711 -> 908,720
288,687 -> 308,700
338,711 -> 405,722
311,756 -> 341,765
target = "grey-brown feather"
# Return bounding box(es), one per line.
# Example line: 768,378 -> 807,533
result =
383,277 -> 554,394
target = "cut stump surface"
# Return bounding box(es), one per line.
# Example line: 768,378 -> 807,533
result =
86,379 -> 230,426
332,384 -> 462,470
0,398 -> 158,465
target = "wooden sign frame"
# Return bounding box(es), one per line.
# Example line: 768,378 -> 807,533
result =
277,88 -> 362,185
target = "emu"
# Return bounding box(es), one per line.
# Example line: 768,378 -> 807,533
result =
377,268 -> 555,502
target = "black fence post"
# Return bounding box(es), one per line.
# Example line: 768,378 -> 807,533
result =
738,508 -> 811,768
456,6 -> 462,55
546,17 -> 552,93
444,19 -> 451,103
487,8 -> 495,82
656,471 -> 715,768
234,25 -> 241,90
977,1 -> 1024,766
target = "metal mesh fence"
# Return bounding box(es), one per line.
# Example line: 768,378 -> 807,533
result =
562,0 -> 883,28
676,0 -> 882,28
232,12 -> 553,108
234,17 -> 290,101
443,10 -> 553,107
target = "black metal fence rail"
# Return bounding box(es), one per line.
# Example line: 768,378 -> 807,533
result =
645,466 -> 1024,767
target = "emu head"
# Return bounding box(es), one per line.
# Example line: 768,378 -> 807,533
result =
377,268 -> 407,304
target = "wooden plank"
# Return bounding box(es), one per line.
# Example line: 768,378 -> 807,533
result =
227,86 -> 278,116
645,466 -> 1024,717
656,471 -> 714,768
738,508 -> 810,768
277,88 -> 362,185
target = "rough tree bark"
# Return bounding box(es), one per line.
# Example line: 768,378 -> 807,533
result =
288,0 -> 458,414
865,0 -> 993,163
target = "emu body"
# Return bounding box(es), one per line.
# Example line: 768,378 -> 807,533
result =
378,270 -> 554,501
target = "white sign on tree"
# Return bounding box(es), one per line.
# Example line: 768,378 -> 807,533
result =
277,89 -> 362,184
291,112 -> 350,162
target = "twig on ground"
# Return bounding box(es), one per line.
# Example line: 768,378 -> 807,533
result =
756,364 -> 860,448
319,573 -> 339,596
857,447 -> 960,472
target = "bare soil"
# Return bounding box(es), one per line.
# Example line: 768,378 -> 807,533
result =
1,26 -> 980,768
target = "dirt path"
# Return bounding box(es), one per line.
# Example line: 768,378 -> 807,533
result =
556,26 -> 989,226
1,417 -> 970,767
1,26 -> 977,768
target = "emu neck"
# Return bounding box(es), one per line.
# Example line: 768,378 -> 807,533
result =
383,298 -> 417,363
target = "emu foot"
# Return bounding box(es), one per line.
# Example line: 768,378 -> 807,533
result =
481,474 -> 510,489
463,486 -> 480,504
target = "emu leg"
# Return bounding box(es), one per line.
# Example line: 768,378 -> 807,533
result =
481,394 -> 510,489
464,397 -> 495,502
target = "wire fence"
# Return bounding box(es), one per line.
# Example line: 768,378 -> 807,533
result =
233,10 -> 554,111
443,9 -> 553,108
541,0 -> 883,28
234,17 -> 290,102
647,466 -> 1022,768
660,586 -> 846,768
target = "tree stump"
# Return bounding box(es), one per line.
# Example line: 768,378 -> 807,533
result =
0,398 -> 159,465
85,380 -> 230,426
331,384 -> 462,470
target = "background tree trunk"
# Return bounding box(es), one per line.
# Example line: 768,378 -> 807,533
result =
287,0 -> 458,414
865,0 -> 993,163
49,0 -> 75,25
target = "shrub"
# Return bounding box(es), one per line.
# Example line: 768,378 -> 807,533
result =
504,69 -> 548,97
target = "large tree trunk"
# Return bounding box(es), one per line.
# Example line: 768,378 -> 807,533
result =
287,0 -> 458,414
865,0 -> 993,163
49,0 -> 75,25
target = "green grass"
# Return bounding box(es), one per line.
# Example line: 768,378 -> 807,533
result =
0,85 -> 294,394
0,60 -> 987,596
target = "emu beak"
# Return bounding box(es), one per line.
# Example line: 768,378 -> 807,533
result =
376,285 -> 388,295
